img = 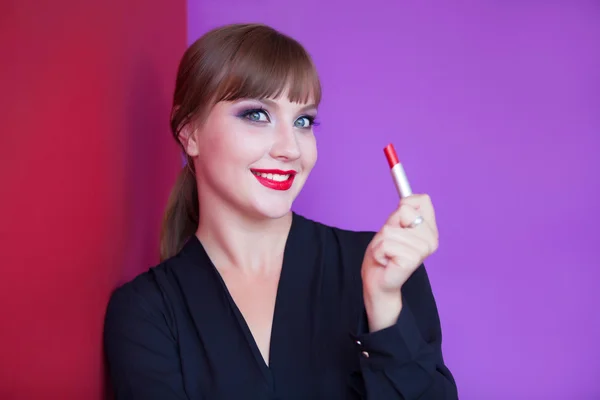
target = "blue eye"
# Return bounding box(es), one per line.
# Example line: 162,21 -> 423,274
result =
238,107 -> 318,129
294,116 -> 315,129
240,109 -> 270,123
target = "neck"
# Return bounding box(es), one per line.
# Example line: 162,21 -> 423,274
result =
196,201 -> 292,275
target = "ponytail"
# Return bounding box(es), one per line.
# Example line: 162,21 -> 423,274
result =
159,163 -> 199,261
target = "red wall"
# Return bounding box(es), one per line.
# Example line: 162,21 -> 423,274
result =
0,1 -> 186,398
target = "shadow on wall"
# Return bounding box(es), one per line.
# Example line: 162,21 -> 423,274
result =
102,54 -> 179,399
121,54 -> 179,285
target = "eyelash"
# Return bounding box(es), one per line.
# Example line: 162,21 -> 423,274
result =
239,108 -> 319,129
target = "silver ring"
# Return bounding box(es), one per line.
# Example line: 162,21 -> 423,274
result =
409,215 -> 424,228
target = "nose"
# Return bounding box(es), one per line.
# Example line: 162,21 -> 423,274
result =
269,124 -> 301,161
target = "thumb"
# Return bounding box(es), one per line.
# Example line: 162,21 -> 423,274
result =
384,196 -> 422,228
383,203 -> 404,228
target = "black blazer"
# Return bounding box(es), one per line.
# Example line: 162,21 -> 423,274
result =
104,212 -> 458,399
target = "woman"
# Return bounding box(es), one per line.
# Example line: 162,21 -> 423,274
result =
104,23 -> 458,399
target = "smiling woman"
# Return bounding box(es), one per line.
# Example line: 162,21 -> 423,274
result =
160,23 -> 322,260
103,23 -> 458,400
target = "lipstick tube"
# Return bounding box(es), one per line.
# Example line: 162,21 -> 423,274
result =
384,143 -> 412,198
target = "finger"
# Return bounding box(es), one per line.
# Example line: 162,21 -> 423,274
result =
383,202 -> 405,228
383,195 -> 438,242
379,225 -> 437,257
401,194 -> 436,229
383,203 -> 437,248
383,201 -> 422,228
371,237 -> 424,269
401,194 -> 438,237
396,203 -> 424,229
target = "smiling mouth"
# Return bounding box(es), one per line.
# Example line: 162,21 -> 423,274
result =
250,169 -> 297,191
252,171 -> 292,181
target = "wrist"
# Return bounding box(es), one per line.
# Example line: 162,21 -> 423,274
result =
363,289 -> 403,332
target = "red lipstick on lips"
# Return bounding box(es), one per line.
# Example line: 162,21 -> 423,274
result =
251,169 -> 297,191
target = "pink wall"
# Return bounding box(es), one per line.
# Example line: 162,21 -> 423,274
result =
0,1 -> 186,398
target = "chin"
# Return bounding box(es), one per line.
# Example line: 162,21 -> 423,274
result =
246,193 -> 296,220
243,177 -> 306,220
255,202 -> 294,220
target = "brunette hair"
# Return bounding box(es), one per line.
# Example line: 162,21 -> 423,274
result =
160,23 -> 322,261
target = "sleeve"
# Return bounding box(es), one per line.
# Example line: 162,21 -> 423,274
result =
103,283 -> 191,400
351,264 -> 458,400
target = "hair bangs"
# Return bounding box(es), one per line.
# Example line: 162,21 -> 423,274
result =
215,28 -> 321,106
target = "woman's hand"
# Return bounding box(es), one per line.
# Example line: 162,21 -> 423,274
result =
361,194 -> 439,331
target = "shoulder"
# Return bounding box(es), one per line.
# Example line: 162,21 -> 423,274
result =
104,254 -> 189,334
105,268 -> 162,319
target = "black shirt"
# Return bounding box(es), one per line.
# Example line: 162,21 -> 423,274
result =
104,212 -> 458,399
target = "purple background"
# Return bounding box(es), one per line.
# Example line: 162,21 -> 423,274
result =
187,2 -> 600,398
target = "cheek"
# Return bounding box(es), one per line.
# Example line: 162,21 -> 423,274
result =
233,129 -> 271,157
203,120 -> 252,159
300,134 -> 318,168
195,122 -> 239,178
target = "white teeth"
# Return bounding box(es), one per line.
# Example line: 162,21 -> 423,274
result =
272,174 -> 289,182
253,171 -> 291,181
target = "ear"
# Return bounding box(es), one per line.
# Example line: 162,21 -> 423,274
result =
178,124 -> 199,157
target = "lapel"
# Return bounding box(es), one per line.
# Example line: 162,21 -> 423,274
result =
170,235 -> 269,386
268,213 -> 323,385
168,213 -> 320,388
